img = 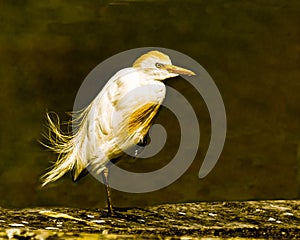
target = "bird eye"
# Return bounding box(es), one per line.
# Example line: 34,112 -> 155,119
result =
155,63 -> 164,69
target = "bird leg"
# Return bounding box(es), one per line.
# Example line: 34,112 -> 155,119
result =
133,134 -> 148,158
102,167 -> 114,214
137,134 -> 148,147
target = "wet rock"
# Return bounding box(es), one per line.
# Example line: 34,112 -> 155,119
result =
0,200 -> 299,239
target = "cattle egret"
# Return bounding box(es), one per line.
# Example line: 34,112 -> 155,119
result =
41,50 -> 195,213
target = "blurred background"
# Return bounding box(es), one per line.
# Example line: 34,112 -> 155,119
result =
0,0 -> 299,208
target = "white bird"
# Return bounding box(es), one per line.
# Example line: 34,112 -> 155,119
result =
41,50 -> 195,213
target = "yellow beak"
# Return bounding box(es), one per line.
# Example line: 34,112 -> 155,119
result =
164,64 -> 196,76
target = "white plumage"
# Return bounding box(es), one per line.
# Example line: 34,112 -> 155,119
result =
42,50 -> 195,187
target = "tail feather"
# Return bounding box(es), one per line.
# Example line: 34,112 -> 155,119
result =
41,110 -> 89,187
41,155 -> 74,187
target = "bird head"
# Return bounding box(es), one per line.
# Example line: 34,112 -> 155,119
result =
133,50 -> 195,80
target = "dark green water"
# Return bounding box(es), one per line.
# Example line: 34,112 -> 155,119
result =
0,0 -> 299,208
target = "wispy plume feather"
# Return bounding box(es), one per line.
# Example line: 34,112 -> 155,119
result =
40,107 -> 91,187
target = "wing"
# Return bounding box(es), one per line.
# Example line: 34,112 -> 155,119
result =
86,68 -> 166,164
127,102 -> 161,143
